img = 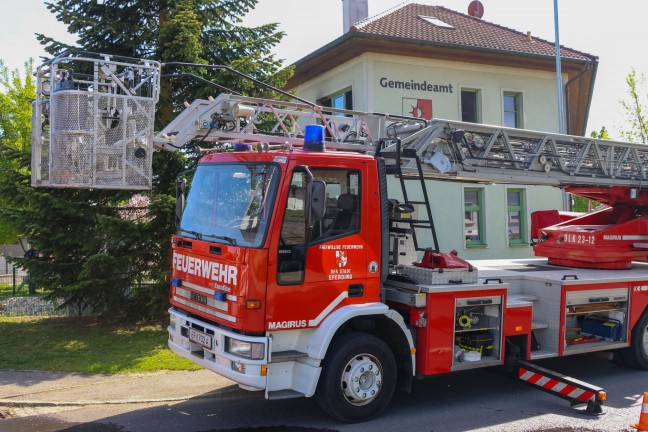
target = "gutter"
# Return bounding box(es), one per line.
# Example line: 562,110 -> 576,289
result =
565,61 -> 598,136
291,32 -> 597,70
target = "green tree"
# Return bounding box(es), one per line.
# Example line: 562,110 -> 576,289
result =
0,0 -> 291,318
0,61 -> 34,245
571,127 -> 611,212
37,0 -> 290,123
620,69 -> 648,144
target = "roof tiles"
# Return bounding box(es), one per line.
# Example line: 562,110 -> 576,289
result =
351,3 -> 596,61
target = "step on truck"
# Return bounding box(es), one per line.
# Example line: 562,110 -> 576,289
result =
31,52 -> 648,422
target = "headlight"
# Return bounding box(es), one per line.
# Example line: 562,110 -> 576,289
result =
225,337 -> 265,360
169,314 -> 176,330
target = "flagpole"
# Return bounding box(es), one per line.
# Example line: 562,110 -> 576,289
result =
554,0 -> 565,134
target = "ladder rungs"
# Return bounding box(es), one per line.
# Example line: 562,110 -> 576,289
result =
385,166 -> 401,175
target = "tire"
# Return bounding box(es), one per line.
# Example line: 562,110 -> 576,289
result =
315,332 -> 397,423
619,309 -> 648,370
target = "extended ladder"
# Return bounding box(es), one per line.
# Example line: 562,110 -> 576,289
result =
156,94 -> 648,189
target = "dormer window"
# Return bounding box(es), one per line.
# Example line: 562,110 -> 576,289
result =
418,15 -> 455,29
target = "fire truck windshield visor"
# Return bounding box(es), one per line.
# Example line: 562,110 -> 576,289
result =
180,163 -> 280,248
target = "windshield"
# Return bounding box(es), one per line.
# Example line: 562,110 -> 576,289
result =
180,163 -> 280,248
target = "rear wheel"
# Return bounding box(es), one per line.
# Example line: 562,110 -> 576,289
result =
315,332 -> 396,423
619,310 -> 648,369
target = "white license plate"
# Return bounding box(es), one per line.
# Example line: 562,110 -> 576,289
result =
189,328 -> 213,349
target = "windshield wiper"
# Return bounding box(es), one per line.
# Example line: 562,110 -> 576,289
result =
178,228 -> 202,240
203,234 -> 237,246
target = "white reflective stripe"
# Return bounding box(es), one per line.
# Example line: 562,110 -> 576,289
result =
173,296 -> 236,322
567,388 -> 586,399
551,382 -> 568,392
308,291 -> 349,327
623,235 -> 648,240
182,280 -> 237,301
175,287 -> 228,312
535,376 -> 551,387
642,404 -> 648,414
519,370 -> 534,381
181,281 -> 213,295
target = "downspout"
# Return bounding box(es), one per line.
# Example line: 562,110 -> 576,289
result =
564,61 -> 593,135
563,60 -> 593,211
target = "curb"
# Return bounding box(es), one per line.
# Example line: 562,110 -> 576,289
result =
0,386 -> 246,407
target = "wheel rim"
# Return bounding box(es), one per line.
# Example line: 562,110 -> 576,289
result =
340,354 -> 383,406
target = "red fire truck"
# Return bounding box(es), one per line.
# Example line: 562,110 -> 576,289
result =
32,53 -> 648,423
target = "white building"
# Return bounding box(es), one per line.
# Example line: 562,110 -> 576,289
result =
285,2 -> 598,260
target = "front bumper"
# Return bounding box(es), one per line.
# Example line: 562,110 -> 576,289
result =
167,308 -> 268,390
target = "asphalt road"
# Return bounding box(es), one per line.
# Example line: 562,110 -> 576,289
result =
2,352 -> 646,432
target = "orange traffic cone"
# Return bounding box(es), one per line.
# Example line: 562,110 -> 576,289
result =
632,392 -> 648,431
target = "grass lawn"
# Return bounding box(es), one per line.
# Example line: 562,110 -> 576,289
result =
0,282 -> 45,301
0,283 -> 30,301
0,316 -> 201,374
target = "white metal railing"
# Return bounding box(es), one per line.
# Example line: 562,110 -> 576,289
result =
31,52 -> 160,189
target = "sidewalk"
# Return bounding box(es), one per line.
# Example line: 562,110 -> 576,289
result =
0,369 -> 240,407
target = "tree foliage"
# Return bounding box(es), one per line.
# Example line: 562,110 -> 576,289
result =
0,61 -> 34,245
620,69 -> 648,144
0,0 -> 291,319
571,127 -> 612,212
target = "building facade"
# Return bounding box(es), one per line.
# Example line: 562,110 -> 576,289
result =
286,3 -> 598,260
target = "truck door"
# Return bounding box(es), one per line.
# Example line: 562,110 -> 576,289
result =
266,163 -> 374,330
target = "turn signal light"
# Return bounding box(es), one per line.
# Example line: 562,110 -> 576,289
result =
598,391 -> 607,401
246,299 -> 262,310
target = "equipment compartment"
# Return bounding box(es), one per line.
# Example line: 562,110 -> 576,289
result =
452,295 -> 502,369
564,288 -> 629,353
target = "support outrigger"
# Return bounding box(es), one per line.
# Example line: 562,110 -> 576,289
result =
516,360 -> 606,416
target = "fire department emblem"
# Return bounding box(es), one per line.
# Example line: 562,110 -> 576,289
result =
336,251 -> 348,268
368,261 -> 378,273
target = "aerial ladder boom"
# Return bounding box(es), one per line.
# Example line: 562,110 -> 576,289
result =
156,94 -> 648,190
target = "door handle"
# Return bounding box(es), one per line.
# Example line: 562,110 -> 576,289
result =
348,284 -> 364,298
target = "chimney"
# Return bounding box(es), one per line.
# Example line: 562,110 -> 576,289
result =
343,0 -> 368,33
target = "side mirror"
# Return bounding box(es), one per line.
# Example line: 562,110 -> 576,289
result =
307,180 -> 326,223
175,177 -> 186,226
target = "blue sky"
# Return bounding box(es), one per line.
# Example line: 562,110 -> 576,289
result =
3,0 -> 647,139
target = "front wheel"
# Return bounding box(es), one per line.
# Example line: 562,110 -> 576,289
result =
315,332 -> 396,423
619,309 -> 648,369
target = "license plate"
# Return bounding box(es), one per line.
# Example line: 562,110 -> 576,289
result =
190,291 -> 208,305
189,328 -> 213,349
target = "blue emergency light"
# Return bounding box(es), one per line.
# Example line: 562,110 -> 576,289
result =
304,124 -> 325,152
233,143 -> 251,152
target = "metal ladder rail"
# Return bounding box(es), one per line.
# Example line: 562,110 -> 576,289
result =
154,93 -> 426,153
381,139 -> 440,254
156,94 -> 648,188
393,119 -> 648,187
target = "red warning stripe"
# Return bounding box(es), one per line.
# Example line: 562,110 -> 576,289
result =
519,367 -> 595,402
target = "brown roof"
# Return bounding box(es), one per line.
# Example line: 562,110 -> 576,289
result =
286,2 -> 599,136
351,3 -> 596,62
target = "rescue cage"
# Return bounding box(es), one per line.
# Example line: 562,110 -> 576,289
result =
31,52 -> 161,190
